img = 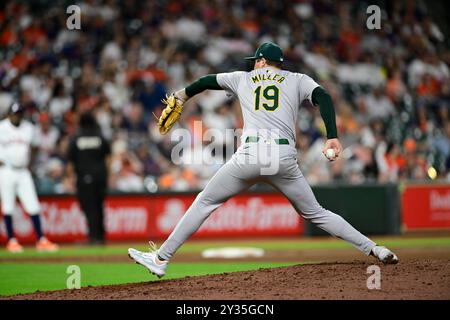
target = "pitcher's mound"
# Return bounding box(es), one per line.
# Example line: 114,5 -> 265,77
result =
6,259 -> 450,300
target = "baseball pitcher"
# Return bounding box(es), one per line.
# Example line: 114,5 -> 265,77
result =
0,103 -> 58,253
128,42 -> 398,278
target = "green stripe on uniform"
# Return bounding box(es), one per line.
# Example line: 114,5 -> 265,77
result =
245,136 -> 289,145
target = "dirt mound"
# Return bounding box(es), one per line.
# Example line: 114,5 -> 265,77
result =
5,259 -> 450,300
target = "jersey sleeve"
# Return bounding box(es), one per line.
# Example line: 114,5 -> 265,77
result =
216,71 -> 246,95
299,74 -> 321,103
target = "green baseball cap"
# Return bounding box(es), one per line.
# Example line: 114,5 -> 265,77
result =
245,42 -> 284,62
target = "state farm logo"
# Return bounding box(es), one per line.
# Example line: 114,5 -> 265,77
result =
430,191 -> 450,210
156,197 -> 299,234
41,202 -> 87,235
429,190 -> 450,221
157,199 -> 185,233
42,202 -> 148,234
105,206 -> 148,233
0,201 -> 149,240
201,198 -> 299,231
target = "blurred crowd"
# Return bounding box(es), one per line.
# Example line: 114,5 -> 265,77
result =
0,0 -> 449,193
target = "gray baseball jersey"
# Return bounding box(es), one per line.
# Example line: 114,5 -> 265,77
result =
217,67 -> 320,142
158,67 -> 376,261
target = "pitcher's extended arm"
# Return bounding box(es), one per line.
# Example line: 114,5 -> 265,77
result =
174,74 -> 222,102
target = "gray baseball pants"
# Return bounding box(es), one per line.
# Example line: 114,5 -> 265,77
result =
158,142 -> 376,260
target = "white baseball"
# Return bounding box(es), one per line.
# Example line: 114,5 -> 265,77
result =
325,148 -> 335,159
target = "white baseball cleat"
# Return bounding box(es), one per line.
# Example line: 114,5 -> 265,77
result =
128,242 -> 168,278
371,246 -> 399,264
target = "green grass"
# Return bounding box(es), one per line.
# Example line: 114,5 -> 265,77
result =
0,262 -> 298,296
1,236 -> 449,258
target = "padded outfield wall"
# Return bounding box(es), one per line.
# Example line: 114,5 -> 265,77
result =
0,183 -> 449,243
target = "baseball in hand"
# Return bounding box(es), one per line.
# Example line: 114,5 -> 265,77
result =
325,148 -> 335,160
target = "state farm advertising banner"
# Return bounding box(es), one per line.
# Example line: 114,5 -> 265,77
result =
402,184 -> 450,230
0,193 -> 302,243
153,193 -> 302,238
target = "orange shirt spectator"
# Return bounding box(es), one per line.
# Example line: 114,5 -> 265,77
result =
23,25 -> 46,46
416,74 -> 441,97
11,49 -> 35,71
0,27 -> 17,46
